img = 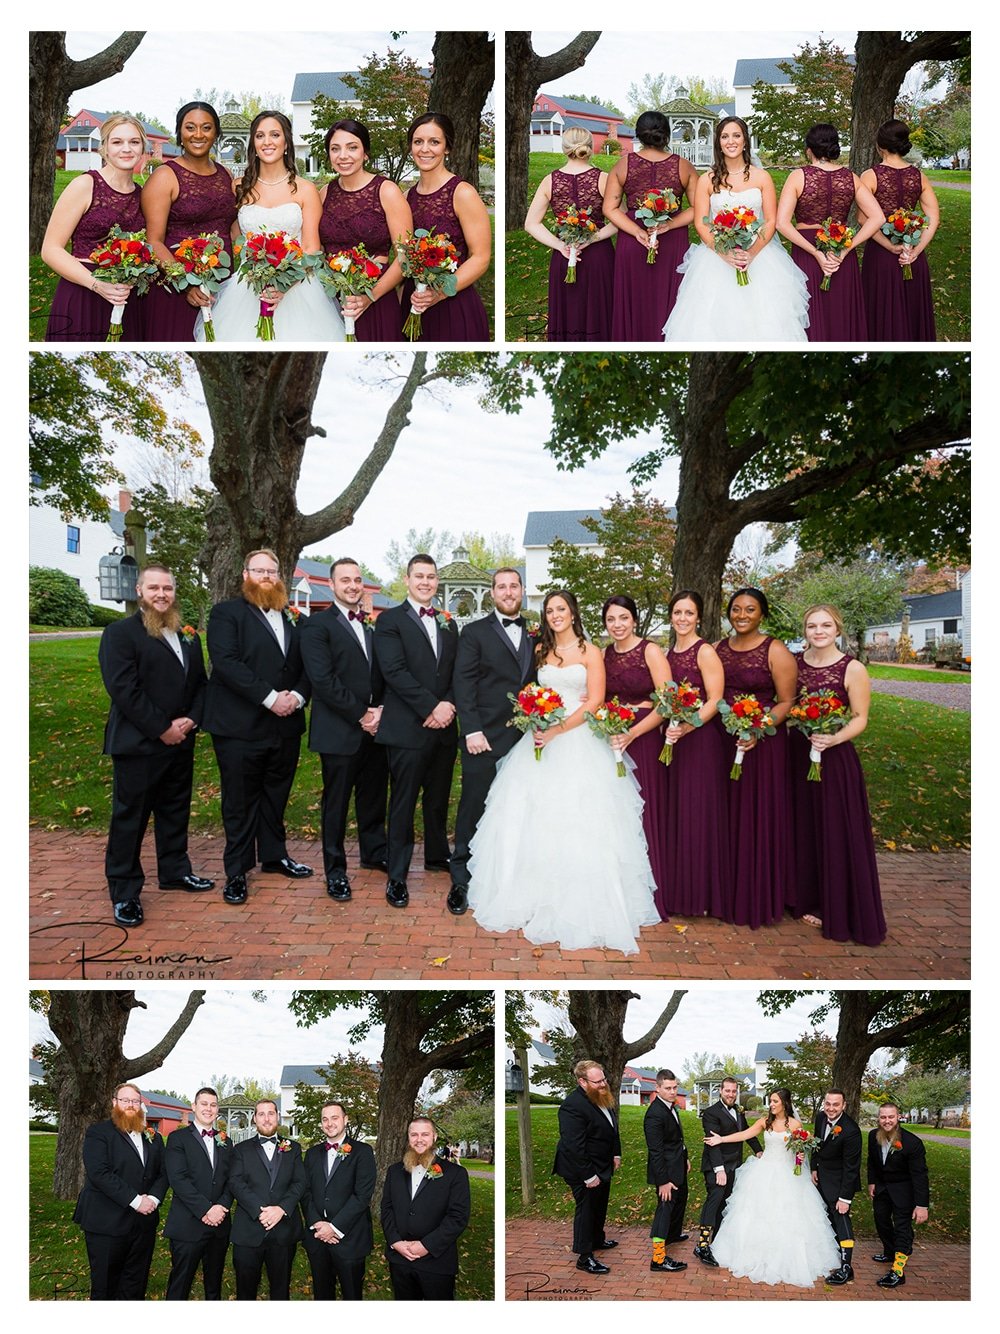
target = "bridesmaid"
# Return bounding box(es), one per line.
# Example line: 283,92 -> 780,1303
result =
660,590 -> 732,919
318,118 -> 410,340
858,119 -> 939,341
140,101 -> 237,341
715,588 -> 797,929
42,114 -> 147,341
523,127 -> 616,341
789,605 -> 886,946
601,595 -> 671,913
403,112 -> 491,340
604,110 -> 697,340
776,123 -> 884,341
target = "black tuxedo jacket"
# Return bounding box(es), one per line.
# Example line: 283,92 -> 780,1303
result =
301,1136 -> 376,1258
552,1087 -> 621,1186
699,1101 -> 762,1173
867,1126 -> 930,1207
203,597 -> 310,741
811,1111 -> 862,1200
72,1119 -> 167,1236
99,612 -> 206,756
380,1159 -> 471,1276
454,613 -> 535,754
373,601 -> 458,750
644,1097 -> 689,1187
300,608 -> 382,756
229,1136 -> 306,1247
163,1123 -> 235,1241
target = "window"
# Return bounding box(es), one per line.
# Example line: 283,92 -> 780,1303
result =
944,618 -> 958,634
924,628 -> 936,644
66,525 -> 80,554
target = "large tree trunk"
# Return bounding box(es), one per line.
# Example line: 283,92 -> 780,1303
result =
29,32 -> 146,253
505,32 -> 601,228
567,990 -> 685,1109
428,32 -> 495,192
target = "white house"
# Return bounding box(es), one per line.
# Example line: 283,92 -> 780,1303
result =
866,588 -> 964,652
290,67 -> 430,174
278,1061 -> 381,1138
29,483 -> 131,610
754,1040 -> 798,1093
522,509 -> 605,613
732,55 -> 855,158
960,569 -> 972,661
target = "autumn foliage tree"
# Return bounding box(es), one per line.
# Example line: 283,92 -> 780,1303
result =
306,51 -> 429,182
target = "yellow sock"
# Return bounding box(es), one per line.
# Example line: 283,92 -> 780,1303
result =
892,1252 -> 908,1276
652,1238 -> 666,1264
699,1225 -> 712,1246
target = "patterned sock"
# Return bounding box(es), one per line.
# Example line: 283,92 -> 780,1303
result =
652,1238 -> 666,1264
699,1225 -> 712,1247
841,1240 -> 854,1266
892,1252 -> 908,1276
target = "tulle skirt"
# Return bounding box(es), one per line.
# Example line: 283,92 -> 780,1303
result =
664,240 -> 809,342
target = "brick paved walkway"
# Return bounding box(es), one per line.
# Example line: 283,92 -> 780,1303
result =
505,1220 -> 970,1301
28,831 -> 970,981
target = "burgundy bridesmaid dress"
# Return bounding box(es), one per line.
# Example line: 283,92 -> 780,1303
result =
318,174 -> 404,341
610,153 -> 689,340
789,165 -> 867,341
403,175 -> 490,341
861,163 -> 936,341
545,167 -> 613,341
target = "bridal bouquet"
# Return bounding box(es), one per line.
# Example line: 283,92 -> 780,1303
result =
553,205 -> 599,282
717,693 -> 776,779
787,688 -> 849,781
234,229 -> 310,340
163,232 -> 231,341
813,218 -> 855,291
634,188 -> 679,264
88,226 -> 160,340
317,244 -> 382,340
507,683 -> 567,762
585,698 -> 637,776
785,1127 -> 821,1175
880,207 -> 929,278
395,229 -> 460,340
652,679 -> 704,765
704,206 -> 763,285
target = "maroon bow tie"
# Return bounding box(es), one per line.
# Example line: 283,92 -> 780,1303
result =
326,1141 -> 341,1151
348,610 -> 364,621
419,606 -> 436,618
201,1128 -> 217,1138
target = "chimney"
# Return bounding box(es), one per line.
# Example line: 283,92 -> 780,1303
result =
119,489 -> 133,514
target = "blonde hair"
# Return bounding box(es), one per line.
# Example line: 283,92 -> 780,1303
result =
244,548 -> 280,571
100,114 -> 146,161
573,1059 -> 604,1080
562,127 -> 594,161
802,604 -> 845,638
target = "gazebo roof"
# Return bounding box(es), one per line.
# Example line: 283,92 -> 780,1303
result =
661,97 -> 719,119
219,111 -> 250,130
437,547 -> 492,583
220,1092 -> 257,1109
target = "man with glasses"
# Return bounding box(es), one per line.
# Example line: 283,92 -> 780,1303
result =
204,549 -> 313,905
552,1060 -> 622,1275
72,1083 -> 167,1299
163,1086 -> 234,1300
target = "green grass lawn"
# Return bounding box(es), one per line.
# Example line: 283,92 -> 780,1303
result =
29,638 -> 968,849
505,1105 -> 969,1242
903,1123 -> 969,1138
868,664 -> 971,684
505,153 -> 970,342
29,1133 -> 493,1301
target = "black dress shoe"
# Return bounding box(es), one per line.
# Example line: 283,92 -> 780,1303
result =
576,1254 -> 609,1274
872,1253 -> 891,1264
594,1238 -> 619,1250
386,879 -> 409,908
260,857 -> 314,878
673,1232 -> 690,1243
423,859 -> 451,873
446,883 -> 468,915
360,860 -> 389,873
113,898 -> 143,926
650,1256 -> 687,1272
876,1271 -> 905,1288
693,1244 -> 719,1267
159,873 -> 215,891
826,1264 -> 854,1285
222,874 -> 248,904
326,875 -> 352,901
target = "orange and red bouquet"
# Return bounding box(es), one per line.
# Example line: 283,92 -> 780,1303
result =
88,225 -> 160,340
163,232 -> 232,340
787,688 -> 849,781
318,244 -> 382,340
585,697 -> 637,776
553,205 -> 599,282
507,683 -> 567,762
395,228 -> 460,340
880,208 -> 929,278
634,188 -> 679,264
704,206 -> 763,285
234,229 -> 310,340
813,218 -> 855,290
785,1127 -> 821,1174
717,693 -> 776,778
652,678 -> 704,765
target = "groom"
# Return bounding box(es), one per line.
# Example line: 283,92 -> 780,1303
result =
811,1088 -> 863,1285
694,1076 -> 762,1266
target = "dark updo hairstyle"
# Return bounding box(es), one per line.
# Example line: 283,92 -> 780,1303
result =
407,112 -> 454,151
876,119 -> 913,157
602,593 -> 639,627
635,110 -> 670,151
668,588 -> 704,620
325,118 -> 371,159
236,110 -> 297,208
805,122 -> 841,162
537,588 -> 586,665
711,116 -> 753,190
175,101 -> 220,147
765,1088 -> 796,1131
726,587 -> 769,620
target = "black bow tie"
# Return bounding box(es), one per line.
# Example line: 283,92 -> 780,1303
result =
259,1136 -> 277,1145
502,616 -> 524,628
347,609 -> 364,621
419,606 -> 436,618
201,1128 -> 217,1138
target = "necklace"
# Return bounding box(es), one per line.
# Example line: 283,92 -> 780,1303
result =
258,174 -> 289,186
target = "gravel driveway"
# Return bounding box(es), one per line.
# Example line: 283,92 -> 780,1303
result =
870,679 -> 970,711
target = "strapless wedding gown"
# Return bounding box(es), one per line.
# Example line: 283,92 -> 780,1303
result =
466,663 -> 659,954
711,1131 -> 841,1286
197,202 -> 345,342
663,188 -> 808,342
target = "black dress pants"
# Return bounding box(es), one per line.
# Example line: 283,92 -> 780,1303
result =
105,748 -> 195,901
388,1265 -> 455,1300
165,1224 -> 231,1299
873,1185 -> 915,1256
213,734 -> 301,876
319,739 -> 388,875
84,1219 -> 157,1299
569,1178 -> 611,1253
650,1176 -> 688,1242
385,733 -> 456,880
302,1233 -> 367,1299
232,1237 -> 297,1300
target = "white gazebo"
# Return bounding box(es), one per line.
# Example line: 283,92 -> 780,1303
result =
437,547 -> 494,623
662,91 -> 718,167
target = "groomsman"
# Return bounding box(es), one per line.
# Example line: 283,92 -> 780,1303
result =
373,555 -> 458,907
644,1069 -> 690,1273
301,1101 -> 377,1299
867,1102 -> 930,1289
98,562 -> 213,926
72,1083 -> 167,1300
449,567 -> 535,914
163,1086 -> 234,1300
811,1088 -> 863,1284
228,1099 -> 306,1300
694,1076 -> 762,1266
552,1060 -> 621,1275
203,549 -> 312,905
300,558 -> 388,900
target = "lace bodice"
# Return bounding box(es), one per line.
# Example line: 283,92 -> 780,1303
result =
795,651 -> 851,704
71,171 -> 144,259
668,638 -> 707,690
716,636 -> 776,705
538,662 -> 589,710
870,163 -> 923,212
161,160 -> 237,249
604,640 -> 655,701
238,202 -> 304,239
319,175 -> 392,257
623,153 -> 684,219
795,165 -> 856,225
408,175 -> 473,263
550,168 -> 606,226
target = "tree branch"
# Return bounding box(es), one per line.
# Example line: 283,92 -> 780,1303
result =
66,33 -> 147,93
533,33 -> 602,84
623,991 -> 687,1062
121,990 -> 206,1078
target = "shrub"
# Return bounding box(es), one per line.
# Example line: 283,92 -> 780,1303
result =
89,605 -> 126,627
603,138 -> 622,157
29,567 -> 92,627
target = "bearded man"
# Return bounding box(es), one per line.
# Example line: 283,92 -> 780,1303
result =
552,1060 -> 622,1276
98,562 -> 212,926
203,549 -> 313,904
867,1102 -> 930,1289
72,1082 -> 167,1300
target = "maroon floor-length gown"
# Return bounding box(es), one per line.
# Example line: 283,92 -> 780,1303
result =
545,167 -> 614,341
603,641 -> 670,915
403,175 -> 490,341
318,175 -> 404,341
610,153 -> 689,340
715,636 -> 793,928
789,165 -> 867,341
788,653 -> 886,946
861,163 -> 936,341
45,171 -> 146,341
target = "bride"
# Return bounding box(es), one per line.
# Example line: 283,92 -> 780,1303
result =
663,117 -> 808,342
197,110 -> 344,341
467,589 -> 659,954
703,1089 -> 840,1287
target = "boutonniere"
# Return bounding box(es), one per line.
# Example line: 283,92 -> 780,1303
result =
426,1162 -> 444,1179
892,1139 -> 903,1151
436,608 -> 457,628
735,1105 -> 744,1114
526,624 -> 540,638
216,1130 -> 229,1145
283,605 -> 302,625
142,1127 -> 157,1143
277,1137 -> 292,1152
832,1125 -> 842,1136
181,625 -> 199,643
337,1141 -> 353,1157
362,613 -> 376,629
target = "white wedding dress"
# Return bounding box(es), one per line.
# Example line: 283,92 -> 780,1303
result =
466,663 -> 659,954
711,1130 -> 841,1286
197,203 -> 345,342
663,188 -> 809,342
